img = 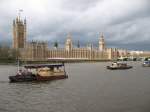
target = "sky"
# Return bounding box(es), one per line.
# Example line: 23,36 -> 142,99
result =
0,0 -> 150,50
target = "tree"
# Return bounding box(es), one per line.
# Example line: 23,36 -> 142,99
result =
9,49 -> 19,60
0,45 -> 19,63
54,41 -> 58,48
0,45 -> 9,58
77,40 -> 80,48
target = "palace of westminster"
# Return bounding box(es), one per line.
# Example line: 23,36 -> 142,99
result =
12,15 -> 133,61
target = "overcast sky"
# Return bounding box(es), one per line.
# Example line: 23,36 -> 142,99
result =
0,0 -> 150,50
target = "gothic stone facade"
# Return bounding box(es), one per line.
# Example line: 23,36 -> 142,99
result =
13,17 -> 26,49
48,34 -> 110,60
47,34 -> 128,61
19,35 -> 128,61
13,16 -> 128,61
20,41 -> 48,61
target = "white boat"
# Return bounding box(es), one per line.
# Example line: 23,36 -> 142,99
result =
107,62 -> 132,70
142,61 -> 150,67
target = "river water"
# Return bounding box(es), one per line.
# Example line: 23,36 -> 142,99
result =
0,62 -> 150,112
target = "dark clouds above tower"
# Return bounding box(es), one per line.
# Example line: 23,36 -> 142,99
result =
0,0 -> 150,50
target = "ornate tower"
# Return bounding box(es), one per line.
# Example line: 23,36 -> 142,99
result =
65,33 -> 73,51
12,15 -> 26,49
99,33 -> 105,51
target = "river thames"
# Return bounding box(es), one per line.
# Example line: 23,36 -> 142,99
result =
0,62 -> 150,112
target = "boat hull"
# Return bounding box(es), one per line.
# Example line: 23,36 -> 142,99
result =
107,66 -> 132,70
9,74 -> 68,83
36,75 -> 68,81
142,64 -> 150,67
9,74 -> 36,82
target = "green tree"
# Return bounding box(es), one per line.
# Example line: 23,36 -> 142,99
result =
0,45 -> 9,59
77,40 -> 80,48
54,41 -> 58,48
0,45 -> 19,63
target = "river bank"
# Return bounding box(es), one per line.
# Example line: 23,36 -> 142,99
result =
0,59 -> 141,65
0,59 -> 112,65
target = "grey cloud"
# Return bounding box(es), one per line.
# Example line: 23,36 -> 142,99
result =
0,0 -> 150,50
61,0 -> 101,11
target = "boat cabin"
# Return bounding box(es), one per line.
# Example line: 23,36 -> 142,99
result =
111,62 -> 127,67
24,63 -> 66,76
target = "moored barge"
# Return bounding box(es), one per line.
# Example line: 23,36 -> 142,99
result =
9,63 -> 68,83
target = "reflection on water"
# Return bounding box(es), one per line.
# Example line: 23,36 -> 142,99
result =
0,62 -> 150,112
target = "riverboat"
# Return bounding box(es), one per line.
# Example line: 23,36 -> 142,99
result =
142,61 -> 150,67
9,63 -> 68,83
107,62 -> 132,70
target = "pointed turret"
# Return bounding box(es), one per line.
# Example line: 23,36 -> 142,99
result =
65,33 -> 73,51
99,32 -> 105,51
12,11 -> 26,49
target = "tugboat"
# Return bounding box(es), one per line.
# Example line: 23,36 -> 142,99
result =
9,63 -> 68,83
107,62 -> 132,70
142,61 -> 150,67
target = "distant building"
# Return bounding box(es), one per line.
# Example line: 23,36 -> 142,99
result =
12,15 -> 131,61
12,16 -> 26,49
48,33 -> 114,60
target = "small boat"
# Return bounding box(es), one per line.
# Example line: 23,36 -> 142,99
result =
142,61 -> 150,67
107,62 -> 132,70
9,63 -> 68,83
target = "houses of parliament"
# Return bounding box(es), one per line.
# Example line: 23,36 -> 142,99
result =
12,15 -> 129,61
